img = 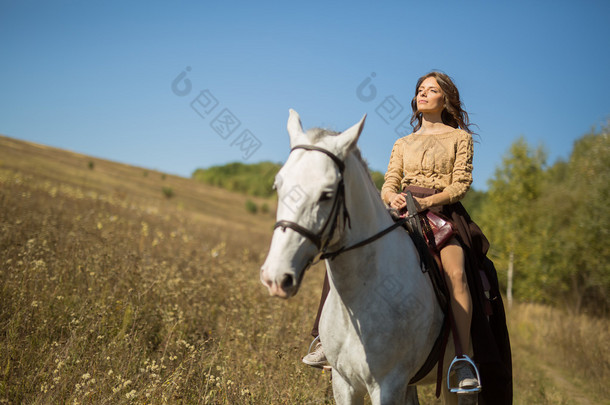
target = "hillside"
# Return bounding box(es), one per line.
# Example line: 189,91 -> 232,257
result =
0,135 -> 607,404
0,135 -> 275,233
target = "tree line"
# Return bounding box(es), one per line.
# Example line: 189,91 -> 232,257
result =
192,124 -> 609,315
474,124 -> 609,316
192,161 -> 280,197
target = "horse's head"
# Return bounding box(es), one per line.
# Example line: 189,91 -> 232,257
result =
260,109 -> 366,298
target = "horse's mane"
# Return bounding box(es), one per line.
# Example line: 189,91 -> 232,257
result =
306,128 -> 381,197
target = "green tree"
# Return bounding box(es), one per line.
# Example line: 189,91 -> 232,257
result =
192,161 -> 281,197
479,137 -> 546,303
535,126 -> 610,314
370,170 -> 385,190
461,188 -> 486,221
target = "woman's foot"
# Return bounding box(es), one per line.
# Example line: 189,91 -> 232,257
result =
455,362 -> 479,389
302,342 -> 328,368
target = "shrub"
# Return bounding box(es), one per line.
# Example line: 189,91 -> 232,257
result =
245,199 -> 257,214
162,186 -> 174,199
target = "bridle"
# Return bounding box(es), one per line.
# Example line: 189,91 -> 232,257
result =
273,145 -> 409,266
274,145 -> 351,256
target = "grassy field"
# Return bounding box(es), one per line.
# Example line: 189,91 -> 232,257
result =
0,135 -> 608,404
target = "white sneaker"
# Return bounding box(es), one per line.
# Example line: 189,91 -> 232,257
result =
455,363 -> 479,390
302,342 -> 328,368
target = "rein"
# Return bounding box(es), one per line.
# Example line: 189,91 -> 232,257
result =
274,145 -> 409,266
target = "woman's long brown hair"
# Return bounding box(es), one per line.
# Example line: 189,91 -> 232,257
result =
409,71 -> 475,134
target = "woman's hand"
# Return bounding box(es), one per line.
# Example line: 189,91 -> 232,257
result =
388,192 -> 431,213
389,192 -> 407,210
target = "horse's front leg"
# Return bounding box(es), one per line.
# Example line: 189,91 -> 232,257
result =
405,385 -> 420,405
332,370 -> 365,405
368,373 -> 409,405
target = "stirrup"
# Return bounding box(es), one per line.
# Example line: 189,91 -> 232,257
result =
305,336 -> 332,371
307,335 -> 321,354
447,355 -> 482,394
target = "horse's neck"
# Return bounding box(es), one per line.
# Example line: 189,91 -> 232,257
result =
342,153 -> 394,242
327,153 -> 412,292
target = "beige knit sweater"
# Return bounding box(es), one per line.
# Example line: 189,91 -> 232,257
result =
381,128 -> 474,204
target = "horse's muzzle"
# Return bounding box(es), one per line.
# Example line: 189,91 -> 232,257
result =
260,266 -> 298,298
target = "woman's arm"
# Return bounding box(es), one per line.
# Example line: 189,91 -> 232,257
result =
380,139 -> 405,204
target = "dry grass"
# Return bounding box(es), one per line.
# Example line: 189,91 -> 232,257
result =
508,302 -> 609,405
0,135 -> 332,404
0,135 -> 608,404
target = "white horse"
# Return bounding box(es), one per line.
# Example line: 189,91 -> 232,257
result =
261,110 -> 473,405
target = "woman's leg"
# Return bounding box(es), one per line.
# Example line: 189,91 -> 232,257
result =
440,237 -> 472,353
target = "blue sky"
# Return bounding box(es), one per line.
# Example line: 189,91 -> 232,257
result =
1,0 -> 608,191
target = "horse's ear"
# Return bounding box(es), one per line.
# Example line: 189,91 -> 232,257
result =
336,114 -> 367,154
287,109 -> 306,148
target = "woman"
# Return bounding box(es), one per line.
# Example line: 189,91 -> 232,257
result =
304,71 -> 512,403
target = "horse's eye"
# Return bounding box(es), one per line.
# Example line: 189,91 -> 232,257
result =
319,191 -> 333,202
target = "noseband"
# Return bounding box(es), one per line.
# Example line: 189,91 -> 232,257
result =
274,145 -> 408,263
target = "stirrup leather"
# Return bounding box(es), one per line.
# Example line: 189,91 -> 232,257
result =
447,355 -> 482,394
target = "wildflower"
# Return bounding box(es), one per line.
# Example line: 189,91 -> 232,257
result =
32,259 -> 46,270
81,373 -> 91,380
141,222 -> 149,237
125,390 -> 137,399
